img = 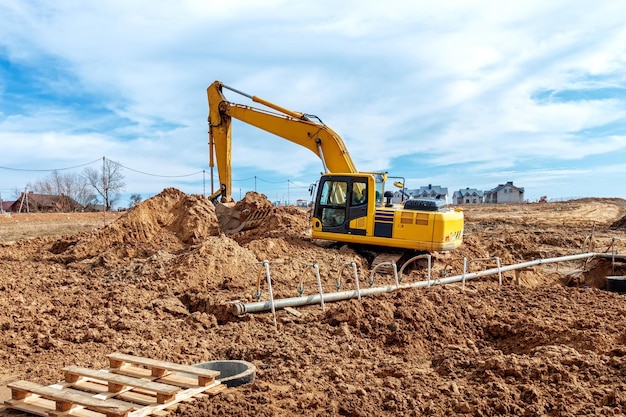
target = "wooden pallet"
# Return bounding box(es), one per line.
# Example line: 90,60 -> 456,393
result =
4,353 -> 225,417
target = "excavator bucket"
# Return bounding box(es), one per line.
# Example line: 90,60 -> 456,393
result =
214,202 -> 272,234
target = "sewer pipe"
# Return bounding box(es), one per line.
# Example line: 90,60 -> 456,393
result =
231,252 -> 598,315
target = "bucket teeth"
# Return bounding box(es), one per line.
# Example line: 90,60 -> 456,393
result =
216,204 -> 272,234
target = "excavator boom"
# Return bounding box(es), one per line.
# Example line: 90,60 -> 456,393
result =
207,81 -> 361,234
208,81 -> 357,200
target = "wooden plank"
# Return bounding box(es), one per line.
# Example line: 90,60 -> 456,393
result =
8,381 -> 132,417
8,394 -> 121,417
107,353 -> 219,387
110,366 -> 201,390
116,390 -> 159,406
52,379 -> 141,410
9,386 -> 140,417
4,398 -> 51,417
64,366 -> 180,397
61,389 -> 142,415
110,365 -> 153,379
156,374 -> 208,390
107,353 -> 219,378
128,381 -> 224,417
111,368 -> 205,390
49,405 -> 110,417
284,307 -> 302,317
71,379 -> 110,394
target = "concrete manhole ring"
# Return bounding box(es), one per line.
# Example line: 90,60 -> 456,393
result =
192,360 -> 256,388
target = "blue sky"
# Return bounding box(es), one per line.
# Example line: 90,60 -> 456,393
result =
1,1 -> 626,206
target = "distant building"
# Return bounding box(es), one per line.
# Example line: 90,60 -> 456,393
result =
452,188 -> 484,204
392,184 -> 448,204
415,184 -> 448,199
1,200 -> 14,213
7,192 -> 83,213
391,188 -> 412,204
484,181 -> 525,203
84,203 -> 106,212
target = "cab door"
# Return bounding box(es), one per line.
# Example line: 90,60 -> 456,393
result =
314,176 -> 368,235
346,178 -> 368,235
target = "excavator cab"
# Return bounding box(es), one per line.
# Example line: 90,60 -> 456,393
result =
313,173 -> 375,235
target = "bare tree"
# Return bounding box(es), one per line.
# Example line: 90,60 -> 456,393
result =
84,158 -> 126,211
28,170 -> 96,208
129,193 -> 142,208
12,187 -> 23,200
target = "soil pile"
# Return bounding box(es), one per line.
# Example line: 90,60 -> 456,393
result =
1,192 -> 626,416
49,188 -> 221,263
232,191 -> 275,215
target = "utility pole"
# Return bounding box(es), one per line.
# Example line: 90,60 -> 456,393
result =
18,186 -> 28,213
102,156 -> 106,226
208,127 -> 214,195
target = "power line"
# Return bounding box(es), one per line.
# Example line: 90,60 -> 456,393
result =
0,156 -> 315,198
232,176 -> 280,184
110,160 -> 203,178
0,158 -> 102,172
0,158 -> 204,178
255,176 -> 289,184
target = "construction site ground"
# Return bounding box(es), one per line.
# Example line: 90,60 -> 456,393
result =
2,189 -> 626,416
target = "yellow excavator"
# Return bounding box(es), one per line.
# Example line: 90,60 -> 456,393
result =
207,81 -> 464,254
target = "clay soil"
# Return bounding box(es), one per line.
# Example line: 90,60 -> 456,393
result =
2,189 -> 626,416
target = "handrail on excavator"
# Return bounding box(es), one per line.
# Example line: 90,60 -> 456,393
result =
221,83 -> 308,121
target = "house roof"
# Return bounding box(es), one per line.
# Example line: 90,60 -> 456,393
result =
485,181 -> 525,195
453,188 -> 484,197
394,185 -> 448,198
10,192 -> 83,212
393,189 -> 412,198
1,201 -> 14,212
415,185 -> 448,195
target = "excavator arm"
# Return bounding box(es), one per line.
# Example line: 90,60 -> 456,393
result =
207,81 -> 358,202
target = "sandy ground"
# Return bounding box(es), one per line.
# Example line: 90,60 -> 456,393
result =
2,189 -> 626,416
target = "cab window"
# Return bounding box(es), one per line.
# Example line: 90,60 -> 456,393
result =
320,180 -> 347,205
351,180 -> 367,206
319,180 -> 347,227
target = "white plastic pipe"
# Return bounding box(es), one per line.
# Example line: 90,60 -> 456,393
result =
231,252 -> 597,315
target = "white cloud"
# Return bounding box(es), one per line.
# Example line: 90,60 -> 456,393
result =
1,0 -> 626,202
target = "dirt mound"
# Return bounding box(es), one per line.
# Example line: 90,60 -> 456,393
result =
233,191 -> 274,213
49,188 -> 220,262
169,236 -> 261,295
